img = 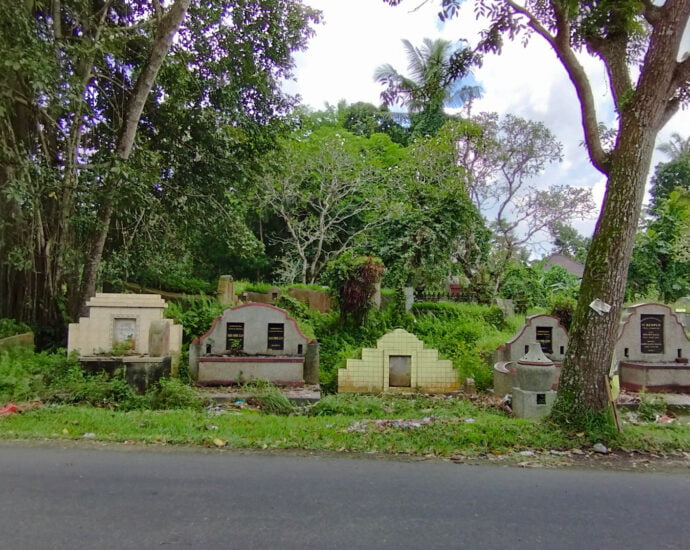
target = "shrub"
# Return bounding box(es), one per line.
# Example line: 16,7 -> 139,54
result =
0,318 -> 32,339
322,253 -> 385,325
0,347 -> 78,403
165,297 -> 224,344
243,282 -> 274,294
248,384 -> 295,415
549,295 -> 577,330
145,377 -> 203,410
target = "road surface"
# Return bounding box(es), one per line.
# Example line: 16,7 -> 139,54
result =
1,442 -> 688,549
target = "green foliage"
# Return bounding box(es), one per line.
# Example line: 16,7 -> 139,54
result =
139,271 -> 214,295
110,339 -> 135,357
637,392 -> 667,422
500,263 -> 580,313
310,394 -> 387,416
549,390 -> 619,442
549,222 -> 590,263
288,283 -> 330,292
145,378 -> 204,411
627,188 -> 690,302
242,381 -> 296,415
274,295 -> 316,340
0,347 -> 141,408
375,37 -> 480,137
259,125 -> 400,284
0,319 -> 31,339
313,300 -> 513,393
0,347 -> 207,411
411,302 -> 505,328
337,101 -> 410,146
243,282 -> 274,294
165,297 -> 225,344
323,253 -> 385,325
0,0 -> 320,328
376,120 -> 490,289
548,296 -> 577,331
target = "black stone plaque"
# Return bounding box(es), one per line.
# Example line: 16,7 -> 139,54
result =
267,323 -> 284,351
640,314 -> 664,354
226,322 -> 244,351
536,326 -> 553,354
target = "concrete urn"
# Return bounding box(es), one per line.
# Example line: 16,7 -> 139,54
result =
515,343 -> 556,392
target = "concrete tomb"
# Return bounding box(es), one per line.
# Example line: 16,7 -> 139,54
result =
493,314 -> 568,396
67,293 -> 183,392
511,343 -> 557,419
189,303 -> 318,386
217,275 -> 238,307
338,329 -> 459,393
675,296 -> 689,329
615,303 -> 690,393
286,288 -> 332,313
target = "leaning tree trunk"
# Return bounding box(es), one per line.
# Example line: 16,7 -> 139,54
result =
77,0 -> 191,318
552,116 -> 659,422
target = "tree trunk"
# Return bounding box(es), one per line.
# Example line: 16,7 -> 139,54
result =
552,120 -> 656,420
77,0 -> 191,316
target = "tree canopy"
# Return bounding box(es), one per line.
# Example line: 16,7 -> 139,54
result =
0,0 -> 320,339
385,0 -> 690,430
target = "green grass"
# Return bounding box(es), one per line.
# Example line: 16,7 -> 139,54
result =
0,400 -> 569,454
4,393 -> 687,457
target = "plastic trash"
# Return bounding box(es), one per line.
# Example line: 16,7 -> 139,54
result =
0,403 -> 19,416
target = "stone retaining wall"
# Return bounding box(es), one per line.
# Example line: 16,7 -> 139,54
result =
0,332 -> 34,352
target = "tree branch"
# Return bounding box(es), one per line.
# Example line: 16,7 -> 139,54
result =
640,0 -> 662,25
504,0 -> 609,174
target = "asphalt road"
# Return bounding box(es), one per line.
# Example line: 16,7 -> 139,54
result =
1,442 -> 689,549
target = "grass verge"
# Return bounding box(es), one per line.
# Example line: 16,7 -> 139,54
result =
2,394 -> 689,457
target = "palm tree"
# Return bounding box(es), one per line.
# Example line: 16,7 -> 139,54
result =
657,132 -> 690,160
374,38 -> 480,136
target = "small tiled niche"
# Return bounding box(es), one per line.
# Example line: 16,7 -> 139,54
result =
338,329 -> 459,393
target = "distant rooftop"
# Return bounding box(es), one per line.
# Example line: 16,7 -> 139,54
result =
541,253 -> 585,278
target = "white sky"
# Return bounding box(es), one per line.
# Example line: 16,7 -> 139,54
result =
285,0 -> 690,249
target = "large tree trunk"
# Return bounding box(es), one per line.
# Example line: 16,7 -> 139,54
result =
552,104 -> 663,421
77,0 -> 191,317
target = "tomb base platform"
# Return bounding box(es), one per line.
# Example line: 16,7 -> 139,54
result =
620,361 -> 690,393
79,356 -> 172,394
197,356 -> 304,386
512,387 -> 556,419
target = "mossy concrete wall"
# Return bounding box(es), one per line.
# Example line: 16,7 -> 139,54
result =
0,332 -> 34,352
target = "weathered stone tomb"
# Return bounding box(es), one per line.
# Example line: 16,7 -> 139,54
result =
493,314 -> 568,396
189,303 -> 318,386
338,329 -> 459,393
67,293 -> 183,392
615,303 -> 690,392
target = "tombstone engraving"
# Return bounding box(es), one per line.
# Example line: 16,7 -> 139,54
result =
493,314 -> 568,396
640,314 -> 664,354
614,303 -> 690,393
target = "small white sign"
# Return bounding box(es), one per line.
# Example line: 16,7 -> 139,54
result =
589,299 -> 612,316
